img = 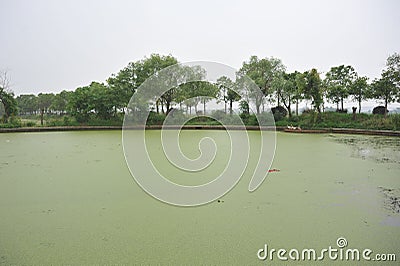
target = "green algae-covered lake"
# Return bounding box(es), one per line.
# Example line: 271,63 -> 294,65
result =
0,130 -> 399,265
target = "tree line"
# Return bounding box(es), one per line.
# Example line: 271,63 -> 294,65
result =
1,53 -> 399,125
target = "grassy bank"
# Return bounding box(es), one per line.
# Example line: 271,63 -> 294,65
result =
274,112 -> 400,131
1,112 -> 400,131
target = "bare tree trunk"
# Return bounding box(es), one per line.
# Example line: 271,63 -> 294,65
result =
352,107 -> 357,121
229,100 -> 233,115
256,104 -> 260,114
224,101 -> 227,114
40,109 -> 44,126
165,101 -> 171,115
384,99 -> 388,117
358,99 -> 361,114
156,100 -> 159,114
277,93 -> 280,106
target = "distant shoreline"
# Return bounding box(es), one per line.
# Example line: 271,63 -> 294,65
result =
1,125 -> 400,137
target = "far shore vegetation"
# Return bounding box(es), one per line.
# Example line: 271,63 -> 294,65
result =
1,53 -> 399,131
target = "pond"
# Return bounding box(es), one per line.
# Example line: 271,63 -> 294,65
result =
0,130 -> 399,265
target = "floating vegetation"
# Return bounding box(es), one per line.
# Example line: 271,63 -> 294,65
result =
329,135 -> 400,164
378,186 -> 400,214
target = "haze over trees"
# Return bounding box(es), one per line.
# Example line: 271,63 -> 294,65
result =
2,53 -> 400,127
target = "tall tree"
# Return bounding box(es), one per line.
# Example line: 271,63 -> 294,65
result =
107,54 -> 179,114
227,83 -> 241,115
299,69 -> 323,113
89,82 -> 116,119
0,90 -> 17,122
350,76 -> 369,113
370,53 -> 400,117
51,90 -> 72,115
385,52 -> 400,88
139,54 -> 178,114
68,86 -> 93,123
325,65 -> 357,111
197,82 -> 219,115
216,76 -> 233,114
275,72 -> 300,118
107,62 -> 139,113
371,73 -> 397,117
178,82 -> 202,115
37,93 -> 55,125
0,71 -> 18,122
238,56 -> 285,114
216,76 -> 241,115
16,94 -> 38,115
293,72 -> 305,116
169,65 -> 206,115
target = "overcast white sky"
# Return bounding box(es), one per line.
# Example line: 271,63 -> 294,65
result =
1,0 -> 399,97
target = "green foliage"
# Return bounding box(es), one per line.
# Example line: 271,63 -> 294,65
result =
146,112 -> 166,125
390,114 -> 400,130
107,62 -> 138,111
37,93 -> 55,113
68,85 -> 93,123
239,100 -> 249,114
298,69 -> 323,113
173,67 -> 208,114
271,106 -> 287,121
238,56 -> 285,114
325,65 -> 357,111
140,54 -> 179,114
350,76 -> 369,113
371,72 -> 399,116
275,112 -> 400,131
197,82 -> 219,114
367,53 -> 400,117
51,90 -> 71,114
274,71 -> 302,117
385,52 -> 400,89
185,116 -> 222,125
0,115 -> 21,127
25,121 -> 36,127
216,76 -> 240,115
16,94 -> 38,115
6,52 -> 400,131
0,90 -> 18,122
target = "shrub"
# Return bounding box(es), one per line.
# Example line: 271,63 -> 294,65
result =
271,106 -> 287,121
25,121 -> 36,127
146,112 -> 166,125
390,114 -> 400,130
372,106 -> 389,115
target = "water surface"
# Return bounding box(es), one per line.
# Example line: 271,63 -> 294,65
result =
0,131 -> 399,265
